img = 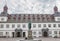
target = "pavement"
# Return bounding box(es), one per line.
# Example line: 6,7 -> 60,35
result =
0,37 -> 60,41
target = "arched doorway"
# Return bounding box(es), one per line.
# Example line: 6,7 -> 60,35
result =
42,28 -> 49,37
15,28 -> 22,37
43,31 -> 48,37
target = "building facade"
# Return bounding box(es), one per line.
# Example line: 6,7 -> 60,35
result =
0,5 -> 60,38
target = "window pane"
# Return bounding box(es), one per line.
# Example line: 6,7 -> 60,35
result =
1,18 -> 4,21
12,24 -> 15,28
39,32 -> 41,34
59,31 -> 60,34
38,24 -> 41,27
6,24 -> 9,28
33,24 -> 36,28
49,31 -> 52,34
58,24 -> 60,27
17,24 -> 20,28
48,24 -> 51,27
0,32 -> 3,36
23,24 -> 25,28
33,32 -> 36,35
53,24 -> 56,27
0,24 -> 4,28
43,24 -> 46,27
54,31 -> 57,34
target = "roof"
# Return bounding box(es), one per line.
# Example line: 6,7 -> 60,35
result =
53,12 -> 60,17
0,14 -> 55,23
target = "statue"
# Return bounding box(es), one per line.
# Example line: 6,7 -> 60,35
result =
28,22 -> 31,30
27,22 -> 33,39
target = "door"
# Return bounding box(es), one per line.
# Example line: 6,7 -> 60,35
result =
23,32 -> 25,37
12,32 -> 14,37
16,32 -> 21,37
43,31 -> 48,37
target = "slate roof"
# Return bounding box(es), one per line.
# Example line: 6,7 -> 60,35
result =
53,12 -> 60,17
0,14 -> 54,23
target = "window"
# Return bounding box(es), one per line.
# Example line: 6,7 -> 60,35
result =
39,32 -> 41,34
38,24 -> 41,27
0,24 -> 4,28
48,24 -> 51,27
33,36 -> 36,37
6,32 -> 9,36
58,24 -> 60,27
23,24 -> 26,28
0,32 -> 3,36
53,24 -> 56,27
49,31 -> 52,34
33,24 -> 36,28
17,24 -> 20,28
33,32 -> 36,35
43,24 -> 46,27
58,18 -> 60,21
1,18 -> 4,21
59,31 -> 60,34
54,31 -> 57,34
12,24 -> 15,28
6,24 -> 9,28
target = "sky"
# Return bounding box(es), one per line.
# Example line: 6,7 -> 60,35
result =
0,0 -> 60,14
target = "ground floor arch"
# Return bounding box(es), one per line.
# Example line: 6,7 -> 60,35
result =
42,28 -> 49,37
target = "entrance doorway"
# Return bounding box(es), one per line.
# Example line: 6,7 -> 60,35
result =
12,32 -> 14,38
43,31 -> 48,37
23,32 -> 25,37
16,32 -> 21,37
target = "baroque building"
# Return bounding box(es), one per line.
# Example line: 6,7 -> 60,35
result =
0,4 -> 60,38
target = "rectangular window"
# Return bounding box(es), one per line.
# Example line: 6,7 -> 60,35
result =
53,24 -> 56,27
49,31 -> 52,34
33,31 -> 36,35
38,24 -> 41,28
59,31 -> 60,34
43,24 -> 46,27
0,32 -> 3,36
12,24 -> 15,28
1,18 -> 4,21
6,32 -> 9,36
33,24 -> 36,28
48,24 -> 51,27
6,24 -> 9,28
23,24 -> 26,28
17,24 -> 20,28
0,24 -> 4,28
33,36 -> 36,38
58,24 -> 60,27
39,32 -> 41,34
54,31 -> 57,34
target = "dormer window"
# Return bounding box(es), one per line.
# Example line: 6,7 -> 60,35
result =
28,17 -> 30,19
18,17 -> 20,20
14,15 -> 16,17
37,14 -> 39,17
1,18 -> 4,21
23,15 -> 26,20
37,17 -> 40,20
13,17 -> 16,20
42,17 -> 45,20
32,15 -> 35,20
19,14 -> 21,16
28,15 -> 30,19
33,17 -> 35,20
23,17 -> 26,19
